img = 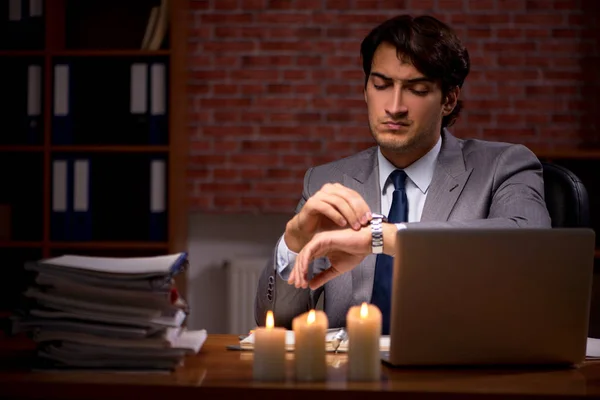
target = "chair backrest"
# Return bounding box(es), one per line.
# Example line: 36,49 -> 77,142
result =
541,161 -> 591,228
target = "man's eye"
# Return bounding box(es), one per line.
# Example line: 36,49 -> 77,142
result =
373,83 -> 389,90
410,89 -> 428,96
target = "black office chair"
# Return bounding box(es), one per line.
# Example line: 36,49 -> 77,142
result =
541,161 -> 591,228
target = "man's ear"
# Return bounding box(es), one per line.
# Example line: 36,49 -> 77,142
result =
364,86 -> 368,103
442,86 -> 460,116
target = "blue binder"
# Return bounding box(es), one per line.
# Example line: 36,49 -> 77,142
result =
70,158 -> 92,241
52,63 -> 73,145
51,158 -> 70,241
149,157 -> 167,241
149,62 -> 167,144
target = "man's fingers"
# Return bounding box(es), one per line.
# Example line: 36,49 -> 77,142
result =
319,183 -> 371,226
309,268 -> 341,290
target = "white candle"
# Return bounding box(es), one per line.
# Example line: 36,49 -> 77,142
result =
292,309 -> 328,381
253,310 -> 286,381
347,302 -> 382,381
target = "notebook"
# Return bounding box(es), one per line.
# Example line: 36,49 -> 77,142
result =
382,227 -> 595,367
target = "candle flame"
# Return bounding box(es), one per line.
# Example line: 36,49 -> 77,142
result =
266,310 -> 274,328
307,309 -> 316,325
360,302 -> 369,319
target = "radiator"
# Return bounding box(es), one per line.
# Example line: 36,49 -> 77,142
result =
224,257 -> 268,335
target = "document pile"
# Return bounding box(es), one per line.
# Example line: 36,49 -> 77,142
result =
11,252 -> 207,371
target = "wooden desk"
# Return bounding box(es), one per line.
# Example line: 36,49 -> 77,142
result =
2,334 -> 600,399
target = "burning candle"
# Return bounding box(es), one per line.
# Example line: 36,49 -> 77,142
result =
292,309 -> 328,381
253,310 -> 286,381
347,302 -> 382,381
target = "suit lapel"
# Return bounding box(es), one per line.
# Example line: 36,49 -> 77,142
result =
421,129 -> 473,222
341,148 -> 381,305
342,148 -> 381,213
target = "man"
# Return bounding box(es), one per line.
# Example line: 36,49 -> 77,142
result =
254,14 -> 551,332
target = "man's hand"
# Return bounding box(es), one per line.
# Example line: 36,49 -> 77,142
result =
284,183 -> 372,253
287,226 -> 372,290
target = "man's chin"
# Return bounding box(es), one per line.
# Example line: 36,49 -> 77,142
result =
375,137 -> 415,154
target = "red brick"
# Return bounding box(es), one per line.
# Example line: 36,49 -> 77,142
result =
212,128 -> 250,142
203,41 -> 257,52
466,113 -> 492,124
190,154 -> 227,165
189,140 -> 212,152
241,140 -> 294,151
230,154 -> 280,166
438,0 -> 465,10
191,70 -> 226,80
241,169 -> 265,179
188,168 -> 212,179
282,70 -> 308,80
324,0 -> 352,9
213,0 -> 239,10
214,141 -> 241,152
199,98 -> 252,108
266,0 -> 295,9
410,0 -> 435,9
267,84 -> 294,94
514,14 -> 565,25
468,0 -> 495,10
190,0 -> 210,9
295,84 -> 322,95
213,169 -> 240,180
200,13 -> 254,23
256,13 -> 312,24
242,55 -> 294,67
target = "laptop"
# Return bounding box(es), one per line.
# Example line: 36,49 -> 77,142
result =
381,227 -> 596,367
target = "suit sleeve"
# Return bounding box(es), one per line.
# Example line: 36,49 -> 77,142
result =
407,144 -> 552,230
254,168 -> 324,329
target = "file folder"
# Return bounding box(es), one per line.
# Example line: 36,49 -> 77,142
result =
71,159 -> 92,241
53,64 -> 72,144
51,159 -> 69,241
149,158 -> 166,241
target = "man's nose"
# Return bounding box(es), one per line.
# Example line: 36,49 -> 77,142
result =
385,87 -> 408,118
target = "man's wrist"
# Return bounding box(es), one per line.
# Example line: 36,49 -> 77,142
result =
284,220 -> 309,253
382,223 -> 398,256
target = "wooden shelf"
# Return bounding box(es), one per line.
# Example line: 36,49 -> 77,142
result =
49,241 -> 169,250
51,145 -> 169,153
0,51 -> 45,57
0,50 -> 170,57
0,146 -> 43,152
50,50 -> 170,57
0,241 -> 43,249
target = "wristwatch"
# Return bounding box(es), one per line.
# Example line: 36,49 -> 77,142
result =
370,213 -> 388,254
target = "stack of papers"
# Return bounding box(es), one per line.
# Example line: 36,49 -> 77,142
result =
11,253 -> 207,371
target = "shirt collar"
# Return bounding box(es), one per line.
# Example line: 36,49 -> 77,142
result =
377,135 -> 442,194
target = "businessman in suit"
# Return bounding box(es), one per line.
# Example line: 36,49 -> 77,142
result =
255,14 -> 551,331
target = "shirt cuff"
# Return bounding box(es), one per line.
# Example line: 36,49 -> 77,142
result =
276,234 -> 298,281
395,223 -> 407,230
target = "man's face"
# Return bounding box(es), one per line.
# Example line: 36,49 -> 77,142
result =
364,42 -> 457,167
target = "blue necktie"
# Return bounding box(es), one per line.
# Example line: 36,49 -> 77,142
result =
371,169 -> 408,335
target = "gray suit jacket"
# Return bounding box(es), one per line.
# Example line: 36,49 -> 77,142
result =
255,130 -> 552,329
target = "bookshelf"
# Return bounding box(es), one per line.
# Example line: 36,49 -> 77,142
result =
0,0 -> 189,331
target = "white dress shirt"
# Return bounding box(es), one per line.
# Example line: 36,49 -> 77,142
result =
276,137 -> 442,280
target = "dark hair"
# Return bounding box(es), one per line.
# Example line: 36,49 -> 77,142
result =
360,15 -> 470,128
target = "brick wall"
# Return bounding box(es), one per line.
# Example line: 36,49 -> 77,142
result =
187,0 -> 600,213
